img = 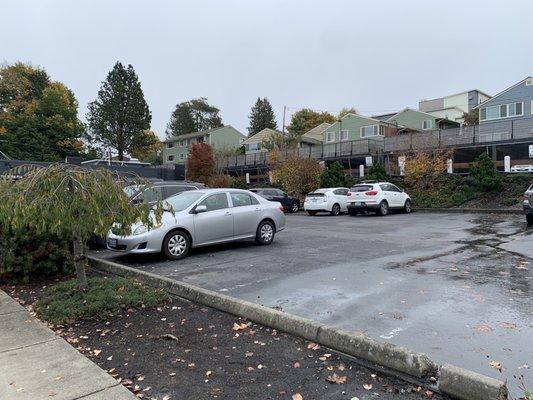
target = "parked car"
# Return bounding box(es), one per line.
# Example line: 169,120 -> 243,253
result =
249,188 -> 300,213
511,165 -> 533,173
107,189 -> 285,260
303,187 -> 349,216
524,183 -> 533,225
347,182 -> 411,216
124,180 -> 206,206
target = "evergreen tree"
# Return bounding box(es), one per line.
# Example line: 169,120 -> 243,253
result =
86,62 -> 151,161
247,97 -> 277,136
167,98 -> 223,137
320,161 -> 351,187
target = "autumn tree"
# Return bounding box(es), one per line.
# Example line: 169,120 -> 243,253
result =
404,151 -> 451,188
167,98 -> 223,137
186,142 -> 216,184
0,63 -> 84,161
131,130 -> 163,164
0,164 -> 158,289
248,97 -> 277,136
286,108 -> 336,140
86,62 -> 151,161
272,156 -> 321,200
337,107 -> 359,119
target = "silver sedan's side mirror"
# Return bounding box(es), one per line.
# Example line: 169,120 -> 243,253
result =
194,204 -> 208,214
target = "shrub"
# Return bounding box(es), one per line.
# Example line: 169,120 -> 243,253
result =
0,227 -> 73,283
404,151 -> 451,188
320,161 -> 353,188
231,177 -> 248,189
186,142 -> 215,184
470,152 -> 502,191
272,156 -> 321,199
208,173 -> 233,188
36,277 -> 168,325
366,163 -> 387,181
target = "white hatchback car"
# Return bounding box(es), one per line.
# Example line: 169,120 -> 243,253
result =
304,187 -> 350,216
347,182 -> 411,216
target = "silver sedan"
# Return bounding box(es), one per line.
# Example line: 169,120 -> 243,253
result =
107,189 -> 286,260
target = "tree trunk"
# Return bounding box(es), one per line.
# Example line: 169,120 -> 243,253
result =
72,232 -> 88,290
118,148 -> 124,161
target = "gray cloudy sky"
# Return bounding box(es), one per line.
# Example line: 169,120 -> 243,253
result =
2,0 -> 532,138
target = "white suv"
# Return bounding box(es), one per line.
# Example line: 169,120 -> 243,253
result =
304,187 -> 349,216
347,182 -> 411,216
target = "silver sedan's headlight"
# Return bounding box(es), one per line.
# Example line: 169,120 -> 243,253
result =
133,225 -> 148,235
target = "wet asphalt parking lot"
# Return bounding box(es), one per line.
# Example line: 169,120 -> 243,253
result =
94,212 -> 533,396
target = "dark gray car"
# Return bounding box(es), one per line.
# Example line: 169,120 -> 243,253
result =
124,181 -> 206,206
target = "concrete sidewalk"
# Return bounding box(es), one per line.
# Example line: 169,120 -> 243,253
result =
0,290 -> 136,400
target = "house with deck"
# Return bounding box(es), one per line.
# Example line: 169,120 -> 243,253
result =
163,125 -> 245,164
419,89 -> 491,123
377,108 -> 460,134
241,128 -> 285,154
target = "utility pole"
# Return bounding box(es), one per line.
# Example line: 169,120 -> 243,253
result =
282,105 -> 286,134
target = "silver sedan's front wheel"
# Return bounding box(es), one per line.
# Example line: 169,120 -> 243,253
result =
163,231 -> 190,260
256,220 -> 275,245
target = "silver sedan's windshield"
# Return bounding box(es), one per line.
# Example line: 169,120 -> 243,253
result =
165,191 -> 204,211
123,185 -> 141,198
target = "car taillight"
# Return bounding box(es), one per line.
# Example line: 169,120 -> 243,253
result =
279,206 -> 285,213
365,190 -> 378,196
347,192 -> 352,196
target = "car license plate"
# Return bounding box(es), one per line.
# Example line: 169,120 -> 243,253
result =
108,238 -> 117,247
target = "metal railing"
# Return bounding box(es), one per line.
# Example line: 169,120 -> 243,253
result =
384,116 -> 533,152
217,138 -> 383,168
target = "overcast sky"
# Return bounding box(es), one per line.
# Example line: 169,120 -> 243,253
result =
2,0 -> 532,138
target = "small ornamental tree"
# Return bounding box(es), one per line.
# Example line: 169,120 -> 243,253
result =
470,152 -> 502,191
366,163 -> 387,181
0,164 -> 159,288
186,142 -> 215,184
272,156 -> 321,200
404,151 -> 451,188
320,161 -> 349,187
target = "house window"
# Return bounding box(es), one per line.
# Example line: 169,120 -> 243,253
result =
179,140 -> 185,147
361,125 -> 378,138
179,154 -> 184,160
480,102 -> 524,121
422,120 -> 433,130
166,142 -> 174,149
167,155 -> 174,162
379,125 -> 387,136
326,131 -> 335,142
340,130 -> 349,141
526,78 -> 533,86
247,143 -> 260,151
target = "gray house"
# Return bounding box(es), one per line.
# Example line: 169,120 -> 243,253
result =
475,77 -> 533,123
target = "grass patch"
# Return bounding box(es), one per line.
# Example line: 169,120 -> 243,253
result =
36,277 -> 168,325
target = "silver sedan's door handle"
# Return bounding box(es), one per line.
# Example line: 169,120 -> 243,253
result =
254,208 -> 261,212
225,211 -> 232,216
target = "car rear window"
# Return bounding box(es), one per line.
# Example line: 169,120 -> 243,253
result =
307,192 -> 325,197
350,185 -> 373,192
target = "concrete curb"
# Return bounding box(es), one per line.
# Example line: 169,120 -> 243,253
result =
415,208 -> 522,215
88,255 -> 508,400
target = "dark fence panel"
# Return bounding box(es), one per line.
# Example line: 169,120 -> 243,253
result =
0,159 -> 185,181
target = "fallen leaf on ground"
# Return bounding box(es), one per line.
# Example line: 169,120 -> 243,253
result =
363,383 -> 372,390
162,396 -> 171,400
232,322 -> 248,331
293,362 -> 301,368
326,373 -> 347,384
475,324 -> 493,333
206,371 -> 212,377
425,390 -> 434,397
307,342 -> 319,350
93,349 -> 102,356
292,394 -> 303,400
137,376 -> 144,381
107,356 -> 113,361
489,361 -> 502,372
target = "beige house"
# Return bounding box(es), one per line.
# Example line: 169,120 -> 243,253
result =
241,128 -> 285,154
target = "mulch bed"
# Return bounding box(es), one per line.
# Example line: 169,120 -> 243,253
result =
2,275 -> 449,400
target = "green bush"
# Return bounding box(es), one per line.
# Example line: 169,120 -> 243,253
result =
36,277 -> 168,325
366,163 -> 387,181
470,152 -> 502,191
320,161 -> 354,187
0,227 -> 73,283
231,176 -> 248,189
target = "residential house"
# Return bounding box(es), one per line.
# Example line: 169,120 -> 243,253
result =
241,128 -> 285,154
419,89 -> 491,123
474,77 -> 533,123
379,108 -> 459,134
163,125 -> 245,164
323,113 -> 396,143
298,122 -> 331,150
